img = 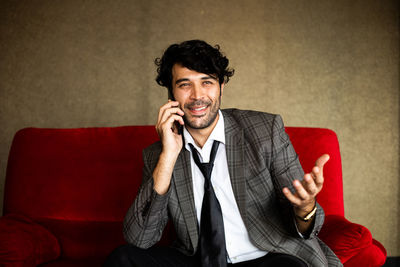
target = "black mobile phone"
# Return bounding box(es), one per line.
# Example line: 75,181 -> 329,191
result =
176,121 -> 183,135
168,90 -> 183,135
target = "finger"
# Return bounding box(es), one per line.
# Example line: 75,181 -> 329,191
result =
293,179 -> 312,201
159,107 -> 184,126
157,101 -> 180,123
311,166 -> 324,188
282,187 -> 302,207
315,154 -> 330,167
158,101 -> 180,123
162,114 -> 184,134
315,154 -> 330,177
171,117 -> 185,134
302,173 -> 319,195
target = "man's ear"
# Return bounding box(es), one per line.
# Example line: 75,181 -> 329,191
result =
220,83 -> 224,97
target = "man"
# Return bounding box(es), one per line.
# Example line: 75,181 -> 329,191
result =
104,40 -> 342,266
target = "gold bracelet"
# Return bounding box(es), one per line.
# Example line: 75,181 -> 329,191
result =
296,205 -> 317,222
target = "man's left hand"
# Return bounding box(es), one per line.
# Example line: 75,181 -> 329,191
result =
282,154 -> 330,218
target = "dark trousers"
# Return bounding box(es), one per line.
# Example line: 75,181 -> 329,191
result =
104,244 -> 308,267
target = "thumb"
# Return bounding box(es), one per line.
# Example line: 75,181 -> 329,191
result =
315,154 -> 330,169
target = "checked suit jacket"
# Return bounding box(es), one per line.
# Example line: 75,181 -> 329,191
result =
123,109 -> 342,267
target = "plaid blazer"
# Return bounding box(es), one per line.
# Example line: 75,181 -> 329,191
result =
124,109 -> 342,267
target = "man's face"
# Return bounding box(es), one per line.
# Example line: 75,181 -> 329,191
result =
171,64 -> 224,131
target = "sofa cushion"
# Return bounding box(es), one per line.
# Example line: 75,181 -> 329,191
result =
318,215 -> 372,263
36,218 -> 175,261
0,214 -> 60,266
36,218 -> 124,260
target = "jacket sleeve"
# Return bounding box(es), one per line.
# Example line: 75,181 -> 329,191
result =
123,146 -> 171,248
269,114 -> 324,239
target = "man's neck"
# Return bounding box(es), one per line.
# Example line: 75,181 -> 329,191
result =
186,113 -> 220,148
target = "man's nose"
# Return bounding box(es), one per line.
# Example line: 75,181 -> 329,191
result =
190,84 -> 203,100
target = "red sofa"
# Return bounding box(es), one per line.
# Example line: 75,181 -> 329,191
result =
0,126 -> 386,266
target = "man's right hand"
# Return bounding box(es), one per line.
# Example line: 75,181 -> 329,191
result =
155,100 -> 185,158
153,100 -> 185,195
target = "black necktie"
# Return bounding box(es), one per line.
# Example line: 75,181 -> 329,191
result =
189,141 -> 227,267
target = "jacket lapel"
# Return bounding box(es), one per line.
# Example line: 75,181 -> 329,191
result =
222,110 -> 247,222
172,110 -> 247,252
172,148 -> 199,251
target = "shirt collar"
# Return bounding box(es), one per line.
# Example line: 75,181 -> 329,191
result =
184,110 -> 225,152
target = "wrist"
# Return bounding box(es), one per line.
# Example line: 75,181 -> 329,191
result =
152,153 -> 176,194
295,202 -> 317,222
160,149 -> 179,163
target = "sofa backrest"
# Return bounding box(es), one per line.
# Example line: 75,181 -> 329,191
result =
4,126 -> 344,220
4,126 -> 158,222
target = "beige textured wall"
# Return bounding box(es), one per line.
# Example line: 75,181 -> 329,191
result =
0,0 -> 398,256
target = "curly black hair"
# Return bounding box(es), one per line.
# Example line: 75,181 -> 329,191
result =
155,40 -> 234,94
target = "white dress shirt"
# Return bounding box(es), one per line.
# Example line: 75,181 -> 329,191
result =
183,110 -> 267,264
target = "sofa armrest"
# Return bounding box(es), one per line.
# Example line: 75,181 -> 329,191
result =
0,214 -> 60,266
318,214 -> 373,263
342,239 -> 387,267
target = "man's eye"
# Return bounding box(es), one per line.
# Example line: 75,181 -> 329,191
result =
179,83 -> 190,88
203,81 -> 213,85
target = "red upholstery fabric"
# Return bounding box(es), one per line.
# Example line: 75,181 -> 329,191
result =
5,126 -> 158,221
2,126 -> 386,266
318,215 -> 373,262
0,214 -> 60,266
35,218 -> 124,261
343,239 -> 387,267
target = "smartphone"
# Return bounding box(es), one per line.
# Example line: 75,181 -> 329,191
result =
168,90 -> 183,135
175,120 -> 183,135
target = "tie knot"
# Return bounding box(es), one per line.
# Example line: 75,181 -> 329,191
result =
189,141 -> 220,186
200,162 -> 213,181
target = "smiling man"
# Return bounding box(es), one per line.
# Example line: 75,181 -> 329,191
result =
104,40 -> 342,267
173,65 -> 221,129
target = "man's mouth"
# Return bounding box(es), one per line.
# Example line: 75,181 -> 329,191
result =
188,105 -> 208,115
192,106 -> 207,111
